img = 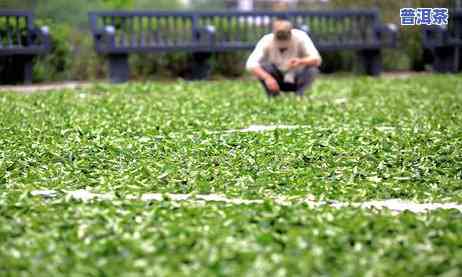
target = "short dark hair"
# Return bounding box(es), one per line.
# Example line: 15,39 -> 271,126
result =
275,30 -> 291,41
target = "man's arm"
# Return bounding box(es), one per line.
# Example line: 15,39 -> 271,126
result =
251,66 -> 279,92
295,30 -> 322,67
246,35 -> 280,92
250,66 -> 273,81
290,56 -> 321,68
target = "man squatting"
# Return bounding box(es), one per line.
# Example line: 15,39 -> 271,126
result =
246,18 -> 322,97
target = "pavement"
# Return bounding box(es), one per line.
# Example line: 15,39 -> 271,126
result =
0,81 -> 92,93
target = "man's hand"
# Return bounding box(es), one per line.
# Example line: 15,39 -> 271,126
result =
264,77 -> 280,92
289,56 -> 322,69
288,58 -> 303,69
250,66 -> 280,93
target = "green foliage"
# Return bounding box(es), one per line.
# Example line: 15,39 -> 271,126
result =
1,0 -> 459,80
0,0 -> 35,9
319,52 -> 355,74
33,24 -> 73,81
130,53 -> 190,80
189,0 -> 227,10
2,202 -> 462,276
1,76 -> 462,275
134,0 -> 182,10
326,0 -> 455,71
34,0 -> 104,28
213,52 -> 248,78
5,0 -> 185,81
102,0 -> 135,9
1,76 -> 461,199
32,23 -> 106,82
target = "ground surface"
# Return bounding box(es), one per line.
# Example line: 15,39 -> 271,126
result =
1,75 -> 461,276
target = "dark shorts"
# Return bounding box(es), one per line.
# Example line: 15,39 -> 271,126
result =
259,63 -> 318,97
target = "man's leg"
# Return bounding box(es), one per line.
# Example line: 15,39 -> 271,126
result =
259,63 -> 284,97
294,66 -> 319,96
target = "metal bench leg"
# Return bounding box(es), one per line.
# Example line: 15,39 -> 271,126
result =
108,54 -> 129,83
458,47 -> 462,72
0,57 -> 10,84
190,52 -> 212,80
432,46 -> 458,73
23,56 -> 33,85
1,56 -> 34,84
357,50 -> 382,76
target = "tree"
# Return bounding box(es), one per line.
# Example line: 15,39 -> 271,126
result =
102,0 -> 135,9
0,0 -> 36,9
134,0 -> 183,9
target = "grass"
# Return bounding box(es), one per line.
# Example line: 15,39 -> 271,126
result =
1,74 -> 462,276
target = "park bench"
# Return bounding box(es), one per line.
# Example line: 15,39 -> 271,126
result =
423,9 -> 462,73
0,10 -> 51,84
89,10 -> 397,83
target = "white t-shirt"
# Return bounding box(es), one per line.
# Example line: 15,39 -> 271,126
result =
246,29 -> 321,72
